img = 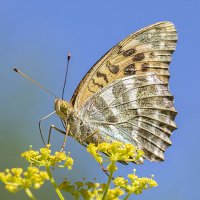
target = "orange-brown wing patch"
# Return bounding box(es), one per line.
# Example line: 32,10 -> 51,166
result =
71,21 -> 177,110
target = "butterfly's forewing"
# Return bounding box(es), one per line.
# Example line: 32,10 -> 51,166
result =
79,73 -> 177,161
71,21 -> 177,111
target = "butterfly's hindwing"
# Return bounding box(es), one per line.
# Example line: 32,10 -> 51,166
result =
79,73 -> 177,161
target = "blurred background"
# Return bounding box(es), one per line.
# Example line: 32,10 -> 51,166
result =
0,0 -> 199,199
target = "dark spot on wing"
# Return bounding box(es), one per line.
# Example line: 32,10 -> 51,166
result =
106,115 -> 118,123
106,62 -> 119,74
159,122 -> 165,128
117,45 -> 123,54
149,52 -> 155,58
94,96 -> 108,110
112,81 -> 128,101
124,64 -> 136,75
96,71 -> 108,83
123,48 -> 136,57
87,86 -> 95,93
141,63 -> 149,71
91,79 -> 103,88
133,53 -> 145,61
134,109 -> 139,116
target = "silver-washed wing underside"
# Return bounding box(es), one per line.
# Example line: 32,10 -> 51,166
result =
79,73 -> 177,161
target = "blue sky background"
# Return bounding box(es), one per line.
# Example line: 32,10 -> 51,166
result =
0,0 -> 199,199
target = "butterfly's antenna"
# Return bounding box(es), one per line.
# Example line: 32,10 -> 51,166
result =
61,53 -> 71,99
13,68 -> 57,98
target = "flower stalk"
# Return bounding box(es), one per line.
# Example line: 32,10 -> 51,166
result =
25,188 -> 36,200
46,167 -> 65,200
102,161 -> 115,200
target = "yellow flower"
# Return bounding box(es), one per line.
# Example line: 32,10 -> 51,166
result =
11,168 -> 23,176
64,156 -> 74,170
106,188 -> 124,200
127,174 -> 138,181
21,149 -> 39,162
40,146 -> 51,155
21,145 -> 74,169
148,179 -> 158,187
0,167 -> 49,193
87,141 -> 144,165
87,143 -> 103,164
113,170 -> 158,196
113,177 -> 127,188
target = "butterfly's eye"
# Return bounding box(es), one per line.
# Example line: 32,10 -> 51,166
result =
55,99 -> 71,119
60,102 -> 68,115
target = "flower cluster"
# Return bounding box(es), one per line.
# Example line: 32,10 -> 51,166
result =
85,141 -> 157,200
87,141 -> 144,172
0,142 -> 158,200
113,170 -> 158,196
0,167 -> 49,193
0,145 -> 74,200
87,141 -> 144,163
21,145 -> 74,170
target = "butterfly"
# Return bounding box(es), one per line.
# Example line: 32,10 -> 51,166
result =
55,21 -> 177,163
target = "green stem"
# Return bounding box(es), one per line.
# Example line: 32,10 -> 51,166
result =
123,192 -> 131,200
46,167 -> 65,200
25,188 -> 36,200
102,161 -> 115,200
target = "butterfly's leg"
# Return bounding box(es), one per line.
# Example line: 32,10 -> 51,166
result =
98,163 -> 109,176
90,131 -> 108,173
79,131 -> 113,178
95,134 -> 114,179
39,111 -> 56,145
79,130 -> 99,144
47,125 -> 66,144
99,163 -> 115,179
47,124 -> 70,152
60,124 -> 70,152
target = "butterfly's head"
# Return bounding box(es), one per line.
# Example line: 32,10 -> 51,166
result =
54,98 -> 74,120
